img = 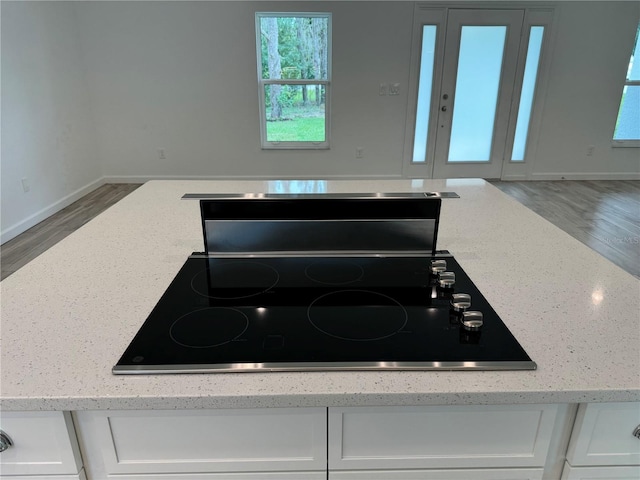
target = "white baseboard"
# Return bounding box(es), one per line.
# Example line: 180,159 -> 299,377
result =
103,173 -> 404,183
1,177 -> 106,245
500,174 -> 528,181
529,172 -> 640,181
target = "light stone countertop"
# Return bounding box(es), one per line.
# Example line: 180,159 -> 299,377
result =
1,179 -> 638,411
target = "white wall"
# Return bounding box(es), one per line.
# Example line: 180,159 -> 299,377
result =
2,1 -> 639,243
1,1 -> 102,242
73,1 -> 639,182
526,1 -> 640,180
75,1 -> 414,181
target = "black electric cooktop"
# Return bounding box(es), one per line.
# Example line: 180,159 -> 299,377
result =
113,253 -> 536,373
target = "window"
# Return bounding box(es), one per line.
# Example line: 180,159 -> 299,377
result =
255,13 -> 331,149
511,26 -> 545,161
613,24 -> 640,146
412,25 -> 437,163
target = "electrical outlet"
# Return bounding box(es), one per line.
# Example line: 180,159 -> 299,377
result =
389,83 -> 401,95
379,83 -> 388,96
356,147 -> 364,158
21,177 -> 30,193
158,148 -> 166,160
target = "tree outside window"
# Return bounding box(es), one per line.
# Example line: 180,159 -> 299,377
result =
256,13 -> 331,149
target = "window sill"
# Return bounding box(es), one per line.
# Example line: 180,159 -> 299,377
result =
262,143 -> 330,150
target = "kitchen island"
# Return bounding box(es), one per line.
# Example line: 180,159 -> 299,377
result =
1,179 -> 638,479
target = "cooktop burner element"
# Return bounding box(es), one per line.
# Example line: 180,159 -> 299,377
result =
307,290 -> 408,341
113,254 -> 536,373
169,307 -> 249,348
191,261 -> 280,299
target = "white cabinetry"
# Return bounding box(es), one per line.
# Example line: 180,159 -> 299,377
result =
330,468 -> 544,479
74,408 -> 327,480
0,411 -> 85,479
11,401 -> 633,480
328,404 -> 564,479
562,402 -> 640,480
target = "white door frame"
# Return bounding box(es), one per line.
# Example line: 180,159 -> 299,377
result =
402,5 -> 555,179
432,9 -> 523,179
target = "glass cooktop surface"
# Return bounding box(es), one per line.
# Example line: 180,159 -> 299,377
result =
113,254 -> 536,373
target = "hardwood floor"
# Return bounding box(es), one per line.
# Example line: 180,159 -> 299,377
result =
1,184 -> 142,280
1,180 -> 638,280
489,180 -> 640,278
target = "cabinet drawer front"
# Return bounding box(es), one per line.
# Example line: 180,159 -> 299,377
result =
561,463 -> 640,479
330,467 -> 544,479
329,404 -> 560,470
0,411 -> 82,476
43,473 -> 325,480
566,402 -> 640,466
74,408 -> 327,475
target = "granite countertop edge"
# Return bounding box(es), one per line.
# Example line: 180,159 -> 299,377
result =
2,389 -> 640,412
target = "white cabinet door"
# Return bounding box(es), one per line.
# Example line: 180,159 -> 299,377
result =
74,408 -> 326,478
0,411 -> 83,477
330,467 -> 544,479
566,402 -> 640,467
561,463 -> 640,479
329,404 -> 561,470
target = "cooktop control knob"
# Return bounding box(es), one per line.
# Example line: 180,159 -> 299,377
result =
450,293 -> 471,312
461,311 -> 484,331
438,271 -> 455,288
430,259 -> 447,275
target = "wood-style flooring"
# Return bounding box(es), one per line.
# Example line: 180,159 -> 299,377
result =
489,180 -> 640,278
1,184 -> 142,280
1,181 -> 638,280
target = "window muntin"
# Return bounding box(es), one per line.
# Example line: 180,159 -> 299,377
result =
613,24 -> 640,144
256,13 -> 331,149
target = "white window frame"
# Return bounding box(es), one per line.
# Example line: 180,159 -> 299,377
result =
612,24 -> 640,148
255,12 -> 331,150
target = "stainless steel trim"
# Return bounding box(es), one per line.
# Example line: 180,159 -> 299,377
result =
113,360 -> 537,374
193,251 -> 440,258
206,218 -> 431,222
187,252 -> 455,259
183,192 -> 459,199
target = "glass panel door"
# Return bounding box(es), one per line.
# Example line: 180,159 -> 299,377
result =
432,10 -> 524,178
448,26 -> 507,162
